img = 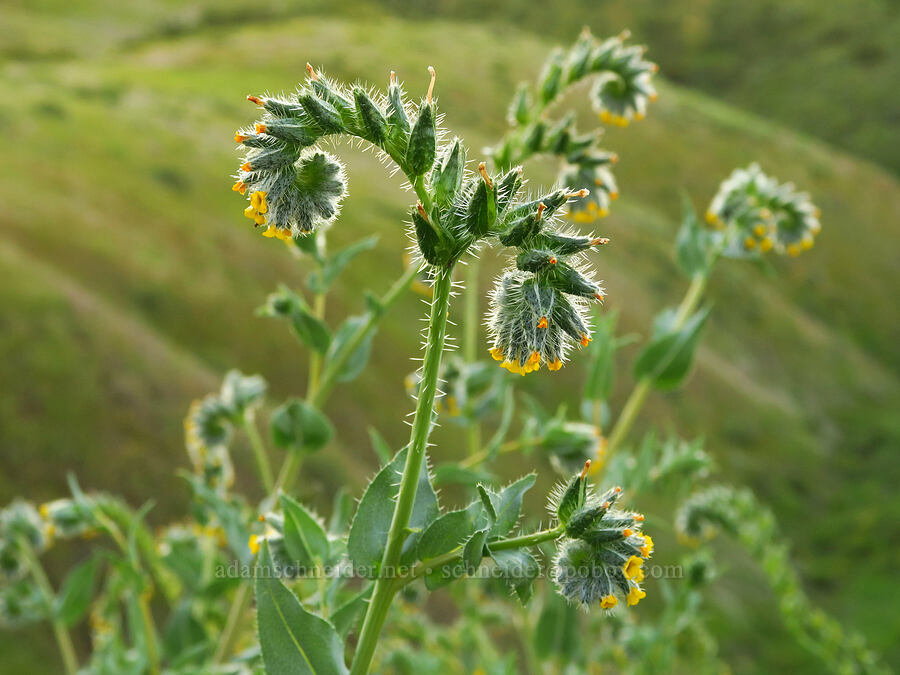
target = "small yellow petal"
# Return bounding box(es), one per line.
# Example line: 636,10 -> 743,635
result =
248,534 -> 260,555
600,594 -> 618,609
744,236 -> 756,250
626,586 -> 646,606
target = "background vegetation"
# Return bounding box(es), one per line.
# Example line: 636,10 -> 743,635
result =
1,0 -> 898,672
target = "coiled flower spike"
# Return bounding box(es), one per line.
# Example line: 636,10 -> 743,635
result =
488,190 -> 608,375
705,164 -> 821,257
549,464 -> 653,609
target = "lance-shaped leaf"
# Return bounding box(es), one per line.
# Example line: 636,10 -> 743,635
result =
280,494 -> 329,569
485,474 -> 537,538
489,548 -> 540,604
347,448 -> 439,574
54,556 -> 98,627
325,315 -> 376,384
255,542 -> 348,675
634,307 -> 710,391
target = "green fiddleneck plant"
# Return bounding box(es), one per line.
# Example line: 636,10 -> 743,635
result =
0,26 -> 888,675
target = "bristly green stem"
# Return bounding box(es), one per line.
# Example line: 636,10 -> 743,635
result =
18,536 -> 79,675
402,524 -> 565,585
350,265 -> 455,675
603,273 -> 708,460
242,410 -> 273,493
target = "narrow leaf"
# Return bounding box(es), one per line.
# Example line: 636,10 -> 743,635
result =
255,542 -> 348,675
54,556 -> 98,627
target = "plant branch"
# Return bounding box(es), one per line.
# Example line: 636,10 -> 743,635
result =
350,264 -> 455,675
243,410 -> 274,493
18,536 -> 79,675
601,273 -> 708,463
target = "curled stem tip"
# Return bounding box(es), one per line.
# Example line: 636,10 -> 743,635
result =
426,66 -> 436,103
306,63 -> 318,80
477,162 -> 493,189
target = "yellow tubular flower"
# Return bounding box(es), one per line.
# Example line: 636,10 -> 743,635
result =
744,236 -> 756,250
600,594 -> 618,609
626,586 -> 646,606
248,534 -> 260,555
623,555 -> 644,581
640,534 -> 654,558
547,359 -> 563,371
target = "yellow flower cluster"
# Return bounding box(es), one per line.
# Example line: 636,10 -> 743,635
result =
243,190 -> 268,226
490,348 -> 563,375
568,200 -> 610,224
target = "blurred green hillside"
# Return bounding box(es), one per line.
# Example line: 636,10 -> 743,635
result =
4,0 -> 898,173
1,4 -> 899,673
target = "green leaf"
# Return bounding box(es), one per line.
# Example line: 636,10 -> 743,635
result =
54,556 -> 98,627
255,542 -> 348,675
634,308 -> 710,391
675,194 -> 711,278
347,448 -> 439,574
259,286 -> 331,354
486,474 -> 537,538
432,463 -> 493,487
489,549 -> 540,604
477,484 -> 497,522
271,399 -> 334,453
462,528 -> 488,574
309,236 -> 378,294
417,510 -> 474,561
280,494 -> 330,568
326,315 -> 375,384
330,585 -> 372,639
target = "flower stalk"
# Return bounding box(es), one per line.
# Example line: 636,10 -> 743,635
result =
350,265 -> 455,675
18,536 -> 79,675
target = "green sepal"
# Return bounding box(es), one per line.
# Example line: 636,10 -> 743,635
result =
406,101 -> 436,176
498,213 -> 541,247
539,49 -> 565,103
495,167 -> 523,215
516,248 -> 557,273
298,93 -> 344,134
432,139 -> 465,206
556,471 -> 587,526
547,261 -> 599,298
353,88 -> 388,145
510,84 -> 531,125
466,172 -> 497,238
412,206 -> 451,266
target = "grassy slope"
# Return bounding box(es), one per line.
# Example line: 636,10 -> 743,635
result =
3,0 -> 897,175
1,13 -> 899,672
